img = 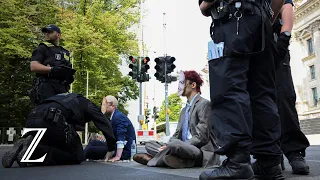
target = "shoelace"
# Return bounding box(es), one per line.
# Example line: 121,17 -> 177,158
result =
221,158 -> 229,166
290,154 -> 305,163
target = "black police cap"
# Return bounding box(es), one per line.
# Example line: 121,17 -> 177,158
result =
41,24 -> 61,34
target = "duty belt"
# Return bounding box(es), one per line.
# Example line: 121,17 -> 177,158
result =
209,0 -> 273,20
37,77 -> 67,84
209,0 -> 272,56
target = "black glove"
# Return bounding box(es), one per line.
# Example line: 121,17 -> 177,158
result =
65,75 -> 75,84
49,65 -> 76,80
277,33 -> 291,58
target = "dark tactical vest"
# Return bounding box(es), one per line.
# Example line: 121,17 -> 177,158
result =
41,93 -> 84,124
38,42 -> 73,78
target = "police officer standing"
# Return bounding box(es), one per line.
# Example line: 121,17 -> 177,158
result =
2,93 -> 116,168
273,0 -> 310,175
29,24 -> 75,105
198,0 -> 285,179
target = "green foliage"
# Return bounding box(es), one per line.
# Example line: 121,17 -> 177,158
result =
0,0 -> 59,127
0,0 -> 140,127
157,93 -> 183,123
58,0 -> 140,110
155,123 -> 165,133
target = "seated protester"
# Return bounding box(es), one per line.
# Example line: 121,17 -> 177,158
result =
101,95 -> 136,162
84,133 -> 108,161
2,93 -> 116,168
133,71 -> 220,168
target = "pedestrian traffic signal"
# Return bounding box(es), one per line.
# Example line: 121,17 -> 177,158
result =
128,56 -> 139,81
140,57 -> 150,82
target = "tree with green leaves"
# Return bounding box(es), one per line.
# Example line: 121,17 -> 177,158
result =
0,0 -> 60,127
157,93 -> 183,123
0,0 -> 141,128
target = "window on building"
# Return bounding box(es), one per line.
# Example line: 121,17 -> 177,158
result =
307,38 -> 314,55
310,65 -> 316,80
312,87 -> 318,106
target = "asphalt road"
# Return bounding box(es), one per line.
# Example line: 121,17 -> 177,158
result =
1,145 -> 320,180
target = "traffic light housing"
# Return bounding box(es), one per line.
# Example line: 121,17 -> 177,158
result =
145,108 -> 151,124
128,56 -> 139,81
166,75 -> 177,83
165,56 -> 176,73
140,57 -> 150,82
154,56 -> 177,83
153,106 -> 159,120
154,57 -> 165,82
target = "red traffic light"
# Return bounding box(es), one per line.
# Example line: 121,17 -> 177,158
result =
129,56 -> 136,63
143,57 -> 150,64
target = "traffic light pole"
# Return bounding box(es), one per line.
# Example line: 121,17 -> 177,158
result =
139,80 -> 143,130
165,62 -> 170,136
163,12 -> 170,136
137,0 -> 144,130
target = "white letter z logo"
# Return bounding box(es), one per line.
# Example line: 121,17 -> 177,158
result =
20,128 -> 47,163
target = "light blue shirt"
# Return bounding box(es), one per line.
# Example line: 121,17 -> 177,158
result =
183,93 -> 199,141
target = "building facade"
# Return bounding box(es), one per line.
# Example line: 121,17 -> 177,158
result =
291,0 -> 320,119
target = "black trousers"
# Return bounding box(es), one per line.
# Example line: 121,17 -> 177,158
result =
275,50 -> 310,157
84,140 -> 108,160
24,107 -> 84,166
34,79 -> 69,105
209,5 -> 282,160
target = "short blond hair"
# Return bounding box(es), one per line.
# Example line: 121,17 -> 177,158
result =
105,95 -> 118,107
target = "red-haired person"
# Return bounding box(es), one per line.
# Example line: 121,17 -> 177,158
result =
133,70 -> 220,168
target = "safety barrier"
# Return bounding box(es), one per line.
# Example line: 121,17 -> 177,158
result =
0,127 -> 84,144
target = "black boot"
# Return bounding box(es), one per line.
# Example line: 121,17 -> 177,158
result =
16,135 -> 34,167
1,139 -> 25,168
287,152 -> 309,175
199,153 -> 254,180
252,158 -> 284,180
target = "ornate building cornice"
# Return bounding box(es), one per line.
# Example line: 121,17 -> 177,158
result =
294,0 -> 320,23
294,20 -> 320,40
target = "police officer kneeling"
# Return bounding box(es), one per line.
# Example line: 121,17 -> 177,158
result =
29,24 -> 76,105
2,93 -> 116,168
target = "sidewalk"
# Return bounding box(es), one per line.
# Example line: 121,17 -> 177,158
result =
306,134 -> 320,145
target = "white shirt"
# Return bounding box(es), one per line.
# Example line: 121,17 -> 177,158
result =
110,110 -> 115,120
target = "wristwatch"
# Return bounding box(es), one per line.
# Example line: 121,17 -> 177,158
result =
281,31 -> 291,37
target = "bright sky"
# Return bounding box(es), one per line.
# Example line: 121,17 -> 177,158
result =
125,0 -> 212,128
142,0 -> 214,103
125,0 -> 308,129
